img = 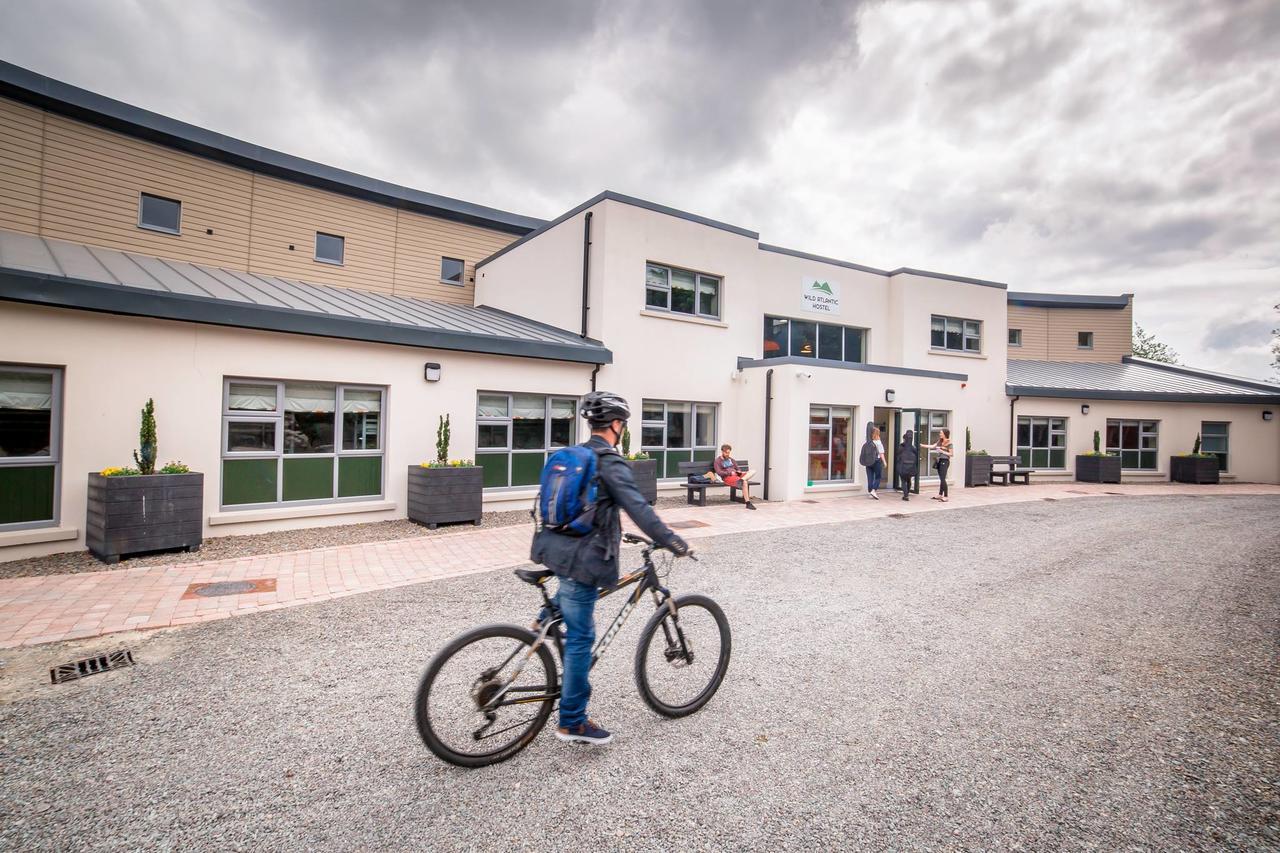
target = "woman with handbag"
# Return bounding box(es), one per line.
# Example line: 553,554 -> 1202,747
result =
922,428 -> 954,502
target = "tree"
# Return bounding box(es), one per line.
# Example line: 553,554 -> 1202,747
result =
1272,303 -> 1279,376
1132,325 -> 1179,364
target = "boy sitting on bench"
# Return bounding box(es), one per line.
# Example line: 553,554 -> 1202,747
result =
709,444 -> 757,510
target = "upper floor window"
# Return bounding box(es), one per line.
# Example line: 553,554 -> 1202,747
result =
931,315 -> 981,353
764,316 -> 866,363
1077,331 -> 1094,349
138,193 -> 181,234
1008,328 -> 1022,347
645,263 -> 720,320
315,232 -> 345,265
441,257 -> 465,285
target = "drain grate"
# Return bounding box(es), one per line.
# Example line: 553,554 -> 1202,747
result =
1104,491 -> 1124,496
669,519 -> 710,530
51,649 -> 134,684
888,513 -> 909,519
1043,497 -> 1058,502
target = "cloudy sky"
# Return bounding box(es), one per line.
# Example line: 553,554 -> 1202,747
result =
2,0 -> 1277,378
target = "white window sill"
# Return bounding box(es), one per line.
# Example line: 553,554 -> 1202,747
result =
927,349 -> 987,360
0,525 -> 79,548
639,310 -> 728,329
209,499 -> 396,526
804,481 -> 859,492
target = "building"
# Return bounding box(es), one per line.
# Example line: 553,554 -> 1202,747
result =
2,62 -> 1277,561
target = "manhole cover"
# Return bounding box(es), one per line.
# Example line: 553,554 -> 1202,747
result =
192,581 -> 257,597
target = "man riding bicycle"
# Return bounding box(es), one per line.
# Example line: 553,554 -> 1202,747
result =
531,390 -> 690,745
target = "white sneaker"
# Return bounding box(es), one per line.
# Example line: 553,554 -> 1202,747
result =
871,491 -> 880,500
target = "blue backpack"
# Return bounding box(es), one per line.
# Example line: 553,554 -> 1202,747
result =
536,444 -> 601,535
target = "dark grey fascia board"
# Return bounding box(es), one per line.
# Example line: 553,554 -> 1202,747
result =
0,61 -> 542,236
0,269 -> 612,365
1006,385 -> 1280,405
887,268 -> 1009,290
477,190 -> 760,269
737,355 -> 967,382
1008,291 -> 1131,309
757,244 -> 891,276
1120,356 -> 1280,394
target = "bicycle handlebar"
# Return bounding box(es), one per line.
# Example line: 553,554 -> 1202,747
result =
622,531 -> 696,560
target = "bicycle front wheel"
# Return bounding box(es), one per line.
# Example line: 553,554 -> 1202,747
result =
634,594 -> 731,717
415,624 -> 558,768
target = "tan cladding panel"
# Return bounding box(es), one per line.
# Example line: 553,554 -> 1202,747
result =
1007,305 -> 1048,359
0,98 -> 45,234
393,212 -> 514,303
39,113 -> 254,267
1046,305 -> 1133,361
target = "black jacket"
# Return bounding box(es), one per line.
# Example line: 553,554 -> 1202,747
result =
530,436 -> 684,588
895,441 -> 919,473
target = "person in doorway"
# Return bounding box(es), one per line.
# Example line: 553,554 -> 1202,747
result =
859,426 -> 886,500
922,427 -> 954,502
710,444 -> 757,510
895,429 -> 919,501
531,391 -> 691,746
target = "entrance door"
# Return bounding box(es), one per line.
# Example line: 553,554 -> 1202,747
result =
893,408 -> 921,494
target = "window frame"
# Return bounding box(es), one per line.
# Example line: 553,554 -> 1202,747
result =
1016,415 -> 1068,470
1077,331 -> 1094,350
931,314 -> 982,354
1200,421 -> 1229,472
137,192 -> 182,235
643,262 -> 722,321
0,363 -> 63,531
475,393 -> 580,490
1106,418 -> 1159,470
220,377 -> 385,509
918,409 -> 951,472
1008,328 -> 1022,347
314,232 -> 346,266
807,404 -> 855,483
763,315 -> 868,363
640,399 -> 720,480
441,256 -> 466,286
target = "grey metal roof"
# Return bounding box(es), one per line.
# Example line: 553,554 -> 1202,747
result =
0,61 -> 543,236
1007,358 -> 1280,404
0,230 -> 611,365
1008,291 -> 1131,309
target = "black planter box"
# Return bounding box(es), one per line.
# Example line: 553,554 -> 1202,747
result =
408,465 -> 483,529
964,455 -> 993,487
1170,455 -> 1219,484
1075,455 -> 1121,483
628,458 -> 658,505
86,472 -> 203,564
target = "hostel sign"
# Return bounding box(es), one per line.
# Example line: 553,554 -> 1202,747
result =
800,276 -> 841,315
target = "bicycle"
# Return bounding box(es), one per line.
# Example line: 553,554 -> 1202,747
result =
414,532 -> 731,767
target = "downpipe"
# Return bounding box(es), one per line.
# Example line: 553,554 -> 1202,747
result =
1008,395 -> 1020,455
580,211 -> 593,338
763,368 -> 774,501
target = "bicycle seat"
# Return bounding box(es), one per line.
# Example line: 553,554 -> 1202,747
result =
514,568 -> 554,586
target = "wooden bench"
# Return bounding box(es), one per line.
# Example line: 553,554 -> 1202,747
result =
676,459 -> 761,506
989,455 -> 1035,485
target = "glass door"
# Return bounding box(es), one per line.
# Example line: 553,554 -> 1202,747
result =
893,408 -> 921,494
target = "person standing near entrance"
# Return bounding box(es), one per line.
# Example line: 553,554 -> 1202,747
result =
859,427 -> 886,500
923,428 -> 954,502
895,429 -> 919,501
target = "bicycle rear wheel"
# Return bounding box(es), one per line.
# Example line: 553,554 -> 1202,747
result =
415,624 -> 558,768
634,594 -> 730,717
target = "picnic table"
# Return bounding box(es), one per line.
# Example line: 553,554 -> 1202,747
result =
988,455 -> 1034,485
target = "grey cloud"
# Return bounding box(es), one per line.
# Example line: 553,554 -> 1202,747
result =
1202,318 -> 1275,351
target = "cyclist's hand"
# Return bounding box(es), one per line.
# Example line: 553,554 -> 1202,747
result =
667,535 -> 692,557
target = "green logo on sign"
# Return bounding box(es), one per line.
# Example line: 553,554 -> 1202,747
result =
809,280 -> 834,295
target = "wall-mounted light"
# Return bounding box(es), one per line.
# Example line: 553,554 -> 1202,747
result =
1081,404 -> 1090,415
885,389 -> 896,403
424,362 -> 442,382
1265,410 -> 1274,422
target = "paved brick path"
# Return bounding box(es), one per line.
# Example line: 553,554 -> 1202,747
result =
1,482 -> 1276,648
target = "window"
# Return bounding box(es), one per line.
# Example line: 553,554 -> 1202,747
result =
641,399 -> 719,478
1009,328 -> 1022,347
807,405 -> 853,483
931,315 -> 981,353
1017,416 -> 1067,469
0,365 -> 61,529
476,394 -> 578,488
138,193 -> 181,234
221,379 -> 383,507
644,263 -> 721,320
315,232 -> 345,265
762,316 -> 866,363
441,257 -> 465,285
1106,418 -> 1158,470
919,410 -> 951,471
1078,331 -> 1094,349
1201,422 -> 1229,472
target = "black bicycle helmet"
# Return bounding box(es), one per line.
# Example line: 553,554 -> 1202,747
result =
580,390 -> 631,426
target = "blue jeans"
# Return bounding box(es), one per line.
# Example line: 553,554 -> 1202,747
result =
553,576 -> 598,729
866,460 -> 883,492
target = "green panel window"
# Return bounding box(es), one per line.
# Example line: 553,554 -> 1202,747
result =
222,459 -> 278,506
1201,422 -> 1229,472
665,449 -> 692,478
511,452 -> 545,487
641,399 -> 719,480
0,366 -> 61,528
283,457 -> 334,501
1107,418 -> 1158,470
0,465 -> 56,525
338,456 -> 382,498
1016,416 -> 1067,470
476,393 -> 577,490
478,454 -> 509,488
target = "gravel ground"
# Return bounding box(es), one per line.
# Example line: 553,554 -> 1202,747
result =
1,495 -> 1277,851
0,496 -> 697,578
